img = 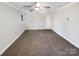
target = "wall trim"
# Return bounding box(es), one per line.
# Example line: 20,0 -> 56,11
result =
4,2 -> 77,14
26,28 -> 50,30
0,30 -> 25,55
4,2 -> 23,12
54,2 -> 76,12
51,28 -> 79,48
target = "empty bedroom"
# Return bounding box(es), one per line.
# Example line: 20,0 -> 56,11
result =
0,2 -> 79,56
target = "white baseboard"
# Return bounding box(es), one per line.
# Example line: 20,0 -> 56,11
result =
0,30 -> 25,55
26,28 -> 50,30
51,28 -> 79,48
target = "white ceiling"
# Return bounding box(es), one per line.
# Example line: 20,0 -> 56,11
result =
8,2 -> 71,13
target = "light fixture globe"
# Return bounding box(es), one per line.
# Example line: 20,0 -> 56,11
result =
35,7 -> 39,11
36,2 -> 40,7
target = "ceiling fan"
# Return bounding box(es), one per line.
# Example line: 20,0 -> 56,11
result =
29,2 -> 41,11
28,2 -> 51,12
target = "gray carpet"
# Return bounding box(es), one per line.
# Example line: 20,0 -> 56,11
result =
2,29 -> 79,56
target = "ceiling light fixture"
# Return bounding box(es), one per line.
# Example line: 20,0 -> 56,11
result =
35,2 -> 40,11
35,7 -> 39,11
36,2 -> 40,7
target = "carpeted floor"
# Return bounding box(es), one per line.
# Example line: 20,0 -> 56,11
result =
2,29 -> 79,56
